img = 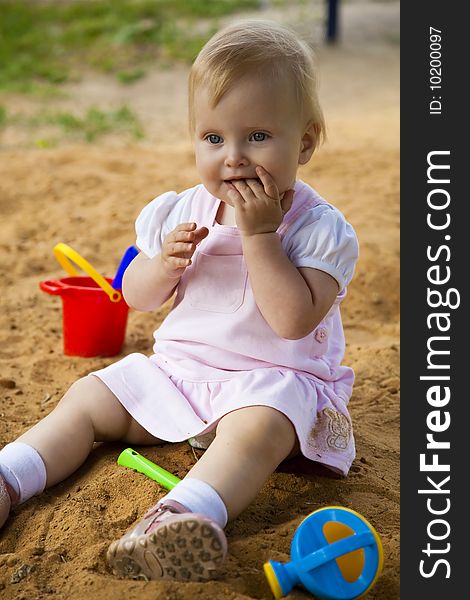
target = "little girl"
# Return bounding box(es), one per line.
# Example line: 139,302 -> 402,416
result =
0,20 -> 358,582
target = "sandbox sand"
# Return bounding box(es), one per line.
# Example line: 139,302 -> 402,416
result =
0,2 -> 399,598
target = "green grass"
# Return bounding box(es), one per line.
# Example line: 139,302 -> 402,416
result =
2,105 -> 145,143
43,106 -> 145,142
0,0 -> 260,93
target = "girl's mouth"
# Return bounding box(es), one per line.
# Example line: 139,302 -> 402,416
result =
223,178 -> 261,185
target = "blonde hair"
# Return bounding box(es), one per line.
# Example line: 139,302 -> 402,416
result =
188,20 -> 326,149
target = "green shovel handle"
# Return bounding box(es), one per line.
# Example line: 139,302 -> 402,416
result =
117,448 -> 181,490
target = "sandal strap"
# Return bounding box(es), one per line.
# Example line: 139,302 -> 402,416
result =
144,500 -> 188,534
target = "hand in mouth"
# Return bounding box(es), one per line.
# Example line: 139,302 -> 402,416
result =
223,178 -> 261,185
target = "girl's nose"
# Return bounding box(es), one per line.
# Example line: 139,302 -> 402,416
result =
224,146 -> 249,168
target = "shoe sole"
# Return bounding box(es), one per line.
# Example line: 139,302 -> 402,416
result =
107,514 -> 226,582
0,477 -> 12,529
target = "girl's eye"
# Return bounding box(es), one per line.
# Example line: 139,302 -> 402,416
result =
250,132 -> 268,142
206,134 -> 222,144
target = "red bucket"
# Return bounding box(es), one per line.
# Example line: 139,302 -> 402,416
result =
40,276 -> 129,357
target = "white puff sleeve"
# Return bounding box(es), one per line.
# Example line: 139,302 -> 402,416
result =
283,204 -> 359,290
135,188 -> 195,258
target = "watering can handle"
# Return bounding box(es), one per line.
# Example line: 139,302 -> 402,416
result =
53,243 -> 122,303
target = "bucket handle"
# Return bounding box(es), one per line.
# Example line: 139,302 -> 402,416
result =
53,243 -> 122,303
39,279 -> 70,296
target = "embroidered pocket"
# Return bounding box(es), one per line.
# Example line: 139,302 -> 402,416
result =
186,252 -> 248,313
308,407 -> 352,452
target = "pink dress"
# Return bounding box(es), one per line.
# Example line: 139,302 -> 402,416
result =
92,180 -> 359,475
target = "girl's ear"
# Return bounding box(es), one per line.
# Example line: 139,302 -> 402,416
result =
298,121 -> 317,165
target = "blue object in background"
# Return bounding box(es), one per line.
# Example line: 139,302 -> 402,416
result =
111,245 -> 139,290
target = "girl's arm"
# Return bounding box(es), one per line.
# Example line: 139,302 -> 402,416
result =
229,167 -> 338,339
241,233 -> 338,339
122,222 -> 209,311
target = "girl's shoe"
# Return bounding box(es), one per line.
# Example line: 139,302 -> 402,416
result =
0,474 -> 18,529
107,499 -> 227,582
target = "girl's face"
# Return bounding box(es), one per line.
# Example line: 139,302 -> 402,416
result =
193,75 -> 313,205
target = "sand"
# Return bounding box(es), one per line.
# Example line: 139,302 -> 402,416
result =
0,2 -> 399,598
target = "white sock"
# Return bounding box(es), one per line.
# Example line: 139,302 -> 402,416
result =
162,477 -> 228,528
0,442 -> 47,504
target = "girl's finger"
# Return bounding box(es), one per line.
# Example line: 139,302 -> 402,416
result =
169,256 -> 191,268
172,226 -> 208,244
175,222 -> 197,232
255,166 -> 279,198
227,183 -> 245,204
168,242 -> 195,257
193,226 -> 209,244
281,188 -> 295,214
232,179 -> 255,202
245,178 -> 264,198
